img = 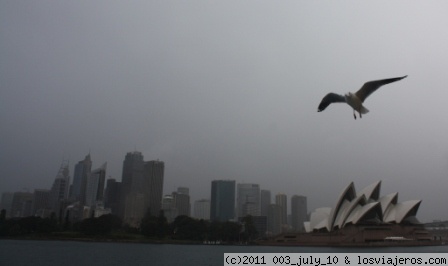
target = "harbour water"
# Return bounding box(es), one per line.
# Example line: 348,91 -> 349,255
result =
1,240 -> 447,266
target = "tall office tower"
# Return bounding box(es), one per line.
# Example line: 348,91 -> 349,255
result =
104,178 -> 122,216
143,160 -> 164,217
210,180 -> 235,222
0,192 -> 14,218
124,192 -> 146,226
161,194 -> 178,222
291,195 -> 308,232
193,199 -> 210,220
10,192 -> 34,218
267,204 -> 282,236
71,154 -> 92,204
260,190 -> 271,217
173,190 -> 190,216
237,183 -> 260,218
122,152 -> 144,194
121,151 -> 144,222
32,189 -> 51,217
85,162 -> 107,207
275,193 -> 287,227
50,162 -> 70,216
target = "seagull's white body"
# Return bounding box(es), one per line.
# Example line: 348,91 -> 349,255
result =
345,92 -> 369,116
317,76 -> 407,119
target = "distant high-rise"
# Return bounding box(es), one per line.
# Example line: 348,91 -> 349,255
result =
104,178 -> 122,216
121,151 -> 144,223
121,152 -> 165,226
194,199 -> 210,220
143,160 -> 164,217
267,204 -> 282,236
210,180 -> 235,222
237,183 -> 260,218
32,189 -> 51,216
173,187 -> 190,217
122,152 -> 144,195
85,162 -> 107,207
50,162 -> 70,216
71,154 -> 92,204
10,192 -> 34,218
172,192 -> 190,217
260,190 -> 271,217
291,195 -> 307,232
275,193 -> 287,226
161,194 -> 177,222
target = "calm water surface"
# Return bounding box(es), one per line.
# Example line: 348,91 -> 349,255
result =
1,240 -> 447,266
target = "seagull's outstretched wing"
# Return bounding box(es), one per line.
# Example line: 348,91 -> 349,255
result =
355,75 -> 407,102
317,93 -> 346,112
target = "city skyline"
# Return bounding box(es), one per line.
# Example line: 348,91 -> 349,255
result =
2,2 -> 448,223
0,151 -> 308,220
0,149 -> 442,222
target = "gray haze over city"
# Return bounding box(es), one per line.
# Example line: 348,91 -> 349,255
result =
1,1 -> 448,222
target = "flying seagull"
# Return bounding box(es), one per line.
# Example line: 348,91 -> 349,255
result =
317,75 -> 407,119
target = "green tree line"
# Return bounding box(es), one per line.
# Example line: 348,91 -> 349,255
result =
0,209 -> 258,243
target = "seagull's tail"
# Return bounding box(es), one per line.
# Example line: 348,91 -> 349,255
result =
360,105 -> 369,114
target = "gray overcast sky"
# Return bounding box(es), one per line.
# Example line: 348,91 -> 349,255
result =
1,1 -> 448,222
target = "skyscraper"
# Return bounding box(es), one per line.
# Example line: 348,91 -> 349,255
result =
291,195 -> 307,232
121,151 -> 144,222
275,193 -> 287,227
121,152 -> 165,226
71,154 -> 92,204
161,194 -> 177,222
32,189 -> 51,217
172,192 -> 189,217
122,152 -> 144,195
260,190 -> 271,217
237,183 -> 260,218
267,204 -> 282,236
85,162 -> 107,207
173,187 -> 190,216
50,162 -> 70,217
194,199 -> 210,220
144,160 -> 164,217
10,192 -> 34,218
210,180 -> 235,222
104,178 -> 122,216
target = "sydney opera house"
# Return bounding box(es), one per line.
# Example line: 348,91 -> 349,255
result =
265,181 -> 440,246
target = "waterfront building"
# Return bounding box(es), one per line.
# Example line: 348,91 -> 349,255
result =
71,154 -> 92,204
267,204 -> 282,236
260,190 -> 271,217
104,178 -> 122,216
275,193 -> 287,228
32,189 -> 51,217
10,192 -> 34,218
121,152 -> 164,225
143,160 -> 164,217
210,180 -> 235,222
291,195 -> 307,232
85,162 -> 107,207
193,199 -> 210,220
173,187 -> 190,216
237,183 -> 260,218
49,162 -> 70,217
161,194 -> 178,222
